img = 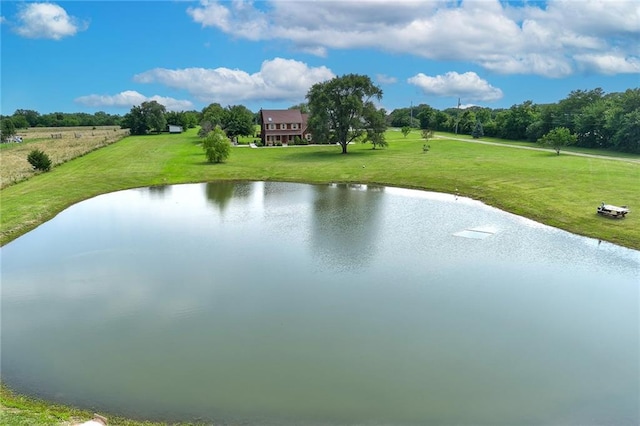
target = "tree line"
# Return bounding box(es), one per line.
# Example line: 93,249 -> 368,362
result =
2,86 -> 637,153
1,109 -> 123,129
387,88 -> 640,153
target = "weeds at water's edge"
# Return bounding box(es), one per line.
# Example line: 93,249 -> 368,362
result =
0,383 -> 208,425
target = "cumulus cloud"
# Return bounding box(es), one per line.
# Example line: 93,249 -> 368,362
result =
574,53 -> 640,75
186,0 -> 640,78
133,58 -> 335,104
376,74 -> 397,85
14,2 -> 88,40
408,71 -> 503,102
74,91 -> 194,111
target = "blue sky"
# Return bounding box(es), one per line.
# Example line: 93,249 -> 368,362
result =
1,0 -> 638,115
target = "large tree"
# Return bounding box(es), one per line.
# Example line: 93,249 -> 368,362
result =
141,101 -> 167,134
122,105 -> 147,135
289,103 -> 309,113
123,101 -> 167,134
13,109 -> 40,127
222,105 -> 255,139
306,74 -> 384,154
1,117 -> 16,141
201,103 -> 226,128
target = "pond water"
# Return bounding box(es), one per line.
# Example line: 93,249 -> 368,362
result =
1,182 -> 638,425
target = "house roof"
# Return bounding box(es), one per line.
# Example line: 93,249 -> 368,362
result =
261,109 -> 303,124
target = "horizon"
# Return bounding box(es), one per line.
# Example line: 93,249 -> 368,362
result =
1,1 -> 638,116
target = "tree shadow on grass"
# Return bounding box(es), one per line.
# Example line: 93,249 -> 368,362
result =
282,147 -> 378,162
195,160 -> 229,166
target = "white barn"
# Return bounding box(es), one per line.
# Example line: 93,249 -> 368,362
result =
168,125 -> 183,133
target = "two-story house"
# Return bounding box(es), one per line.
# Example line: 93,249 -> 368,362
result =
260,109 -> 312,146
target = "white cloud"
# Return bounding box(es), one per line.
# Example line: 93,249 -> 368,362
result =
574,54 -> 640,74
376,74 -> 397,85
186,0 -> 640,78
133,58 -> 335,104
408,71 -> 503,102
478,54 -> 574,78
74,91 -> 194,111
15,3 -> 87,40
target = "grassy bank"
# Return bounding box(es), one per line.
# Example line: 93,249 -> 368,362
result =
1,128 -> 638,249
0,384 -> 198,425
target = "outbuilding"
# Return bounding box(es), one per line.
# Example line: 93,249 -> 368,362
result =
168,125 -> 183,134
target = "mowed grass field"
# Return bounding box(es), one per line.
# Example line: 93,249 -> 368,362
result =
1,127 -> 638,249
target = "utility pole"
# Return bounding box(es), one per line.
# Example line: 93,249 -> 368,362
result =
454,97 -> 461,134
410,101 -> 413,127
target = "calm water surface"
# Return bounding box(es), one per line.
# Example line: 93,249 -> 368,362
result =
1,182 -> 638,425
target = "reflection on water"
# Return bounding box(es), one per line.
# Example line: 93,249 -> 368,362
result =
311,184 -> 384,271
1,182 -> 638,426
204,181 -> 253,213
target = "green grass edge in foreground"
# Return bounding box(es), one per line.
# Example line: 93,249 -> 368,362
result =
0,383 -> 204,426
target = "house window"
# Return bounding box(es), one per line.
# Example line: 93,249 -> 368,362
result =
305,134 -> 312,141
292,123 -> 299,130
268,124 -> 275,130
279,123 -> 287,130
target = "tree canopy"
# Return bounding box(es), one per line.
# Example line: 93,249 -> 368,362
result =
1,117 -> 17,141
122,101 -> 167,135
306,74 -> 385,154
142,101 -> 167,134
122,105 -> 147,135
222,105 -> 255,139
201,103 -> 226,128
199,103 -> 255,139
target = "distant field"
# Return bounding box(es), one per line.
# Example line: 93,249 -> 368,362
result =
0,126 -> 129,188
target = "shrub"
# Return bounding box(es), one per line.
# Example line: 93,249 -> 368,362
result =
472,121 -> 484,139
202,126 -> 231,163
421,129 -> 434,141
27,149 -> 52,171
537,127 -> 576,155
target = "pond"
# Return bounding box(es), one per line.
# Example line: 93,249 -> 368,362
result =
1,182 -> 638,425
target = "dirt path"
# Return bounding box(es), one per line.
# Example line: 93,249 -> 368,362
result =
434,135 -> 640,164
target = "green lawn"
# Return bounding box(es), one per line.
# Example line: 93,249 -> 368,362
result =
1,128 -> 638,249
0,128 -> 638,423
